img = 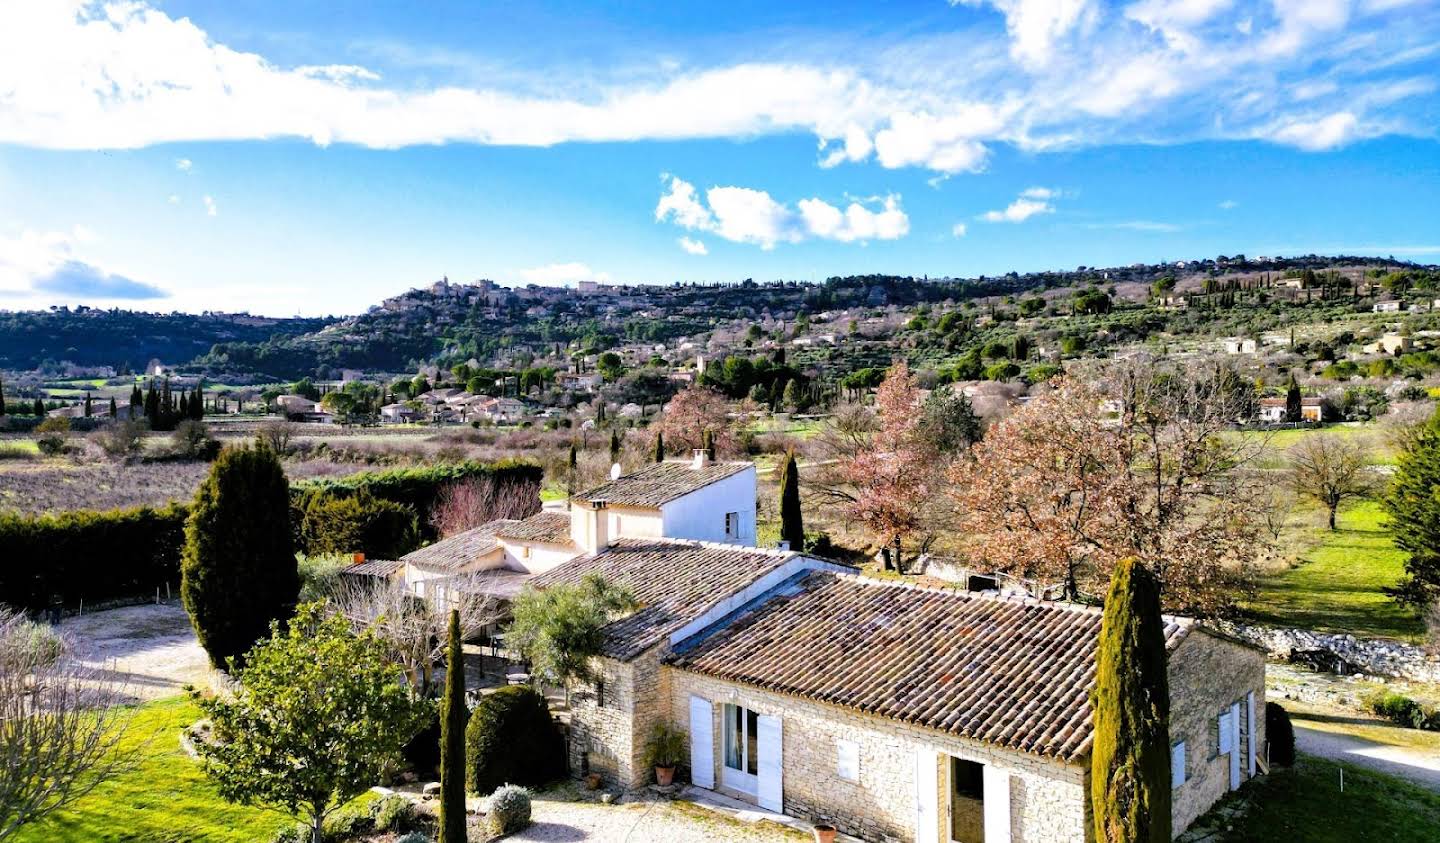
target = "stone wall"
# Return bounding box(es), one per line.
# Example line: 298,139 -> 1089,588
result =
1167,630 -> 1267,835
1218,620 -> 1440,684
566,648 -> 671,789
668,668 -> 1089,843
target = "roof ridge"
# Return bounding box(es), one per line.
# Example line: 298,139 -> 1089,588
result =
606,536 -> 797,558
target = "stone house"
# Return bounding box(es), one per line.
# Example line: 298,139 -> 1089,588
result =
542,546 -> 1266,843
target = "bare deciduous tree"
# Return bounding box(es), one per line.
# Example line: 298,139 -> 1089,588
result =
257,419 -> 297,455
429,476 -> 541,538
1286,433 -> 1378,530
327,577 -> 506,697
0,608 -> 131,840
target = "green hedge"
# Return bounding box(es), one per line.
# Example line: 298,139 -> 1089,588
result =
0,459 -> 542,610
0,504 -> 188,610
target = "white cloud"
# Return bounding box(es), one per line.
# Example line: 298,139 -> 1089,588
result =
515,262 -> 610,286
0,0 -> 1429,171
656,175 -> 909,248
174,157 -> 192,172
979,187 -> 1058,222
0,226 -> 165,300
678,236 -> 708,255
952,222 -> 968,237
167,194 -> 180,204
203,195 -> 217,216
1218,199 -> 1237,209
1260,111 -> 1362,150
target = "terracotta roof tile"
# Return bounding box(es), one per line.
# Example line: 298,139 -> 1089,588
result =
340,557 -> 404,578
494,511 -> 575,545
401,520 -> 510,570
528,537 -> 796,660
576,460 -> 750,508
668,572 -> 1195,762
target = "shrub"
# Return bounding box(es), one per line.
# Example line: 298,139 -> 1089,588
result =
485,785 -> 532,837
297,553 -> 352,602
1366,691 -> 1440,731
371,793 -> 417,833
1266,702 -> 1296,766
91,419 -> 146,459
321,801 -> 375,839
465,685 -> 565,794
170,420 -> 220,460
293,488 -> 420,560
644,722 -> 687,771
268,823 -> 309,843
395,834 -> 432,843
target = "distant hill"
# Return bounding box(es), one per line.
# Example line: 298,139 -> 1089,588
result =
0,307 -> 331,372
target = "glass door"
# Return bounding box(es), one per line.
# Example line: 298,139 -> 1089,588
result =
721,703 -> 759,795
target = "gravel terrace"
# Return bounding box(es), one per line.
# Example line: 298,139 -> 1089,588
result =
509,788 -> 808,842
62,601 -> 214,701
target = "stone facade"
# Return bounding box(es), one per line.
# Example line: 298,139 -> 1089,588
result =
567,648 -> 672,789
1166,631 -> 1267,835
668,669 -> 1088,843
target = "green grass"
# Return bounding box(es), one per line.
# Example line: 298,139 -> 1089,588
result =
12,697 -> 305,843
1231,423 -> 1396,467
1195,754 -> 1440,842
1245,500 -> 1423,642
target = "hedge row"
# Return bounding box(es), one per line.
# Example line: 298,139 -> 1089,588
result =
0,459 -> 543,610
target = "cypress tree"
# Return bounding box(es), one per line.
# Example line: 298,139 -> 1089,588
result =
130,384 -> 142,417
652,430 -> 665,462
181,442 -> 298,670
566,443 -> 578,501
1284,373 -> 1301,423
609,430 -> 621,464
83,392 -> 92,417
439,609 -> 467,843
109,396 -> 118,418
1384,407 -> 1440,607
701,429 -> 714,459
1091,558 -> 1171,843
144,380 -> 159,421
778,449 -> 804,551
32,398 -> 43,417
0,375 -> 6,416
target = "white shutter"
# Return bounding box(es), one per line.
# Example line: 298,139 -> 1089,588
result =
983,765 -> 1012,843
757,715 -> 783,812
913,750 -> 939,843
1217,711 -> 1233,754
1170,742 -> 1187,788
1246,692 -> 1257,776
688,696 -> 714,789
1228,702 -> 1242,790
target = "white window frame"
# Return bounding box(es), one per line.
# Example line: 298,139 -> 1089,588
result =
724,511 -> 740,541
836,739 -> 860,782
721,703 -> 759,795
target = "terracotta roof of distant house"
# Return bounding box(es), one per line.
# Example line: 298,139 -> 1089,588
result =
401,520 -> 511,570
668,572 -> 1197,763
340,557 -> 404,578
576,460 -> 750,508
494,511 -> 575,545
528,538 -> 800,660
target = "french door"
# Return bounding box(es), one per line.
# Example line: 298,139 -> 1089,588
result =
721,703 -> 759,794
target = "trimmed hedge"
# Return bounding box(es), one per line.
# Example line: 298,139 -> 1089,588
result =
0,459 -> 542,610
465,685 -> 565,794
0,504 -> 188,610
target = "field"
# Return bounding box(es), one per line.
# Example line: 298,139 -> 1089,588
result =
9,697 -> 300,843
1230,422 -> 1397,468
1245,500 -> 1423,642
1185,754 -> 1440,843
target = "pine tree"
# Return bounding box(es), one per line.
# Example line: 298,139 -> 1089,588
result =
1091,558 -> 1171,843
1284,373 -> 1301,423
778,449 -> 804,551
181,442 -> 298,670
652,430 -> 665,462
439,610 -> 467,843
609,430 -> 622,464
1384,408 -> 1440,607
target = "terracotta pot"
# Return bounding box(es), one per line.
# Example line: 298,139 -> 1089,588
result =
813,824 -> 837,843
584,772 -> 603,791
655,765 -> 676,787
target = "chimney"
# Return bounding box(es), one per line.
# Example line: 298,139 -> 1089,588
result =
572,500 -> 611,555
691,448 -> 712,470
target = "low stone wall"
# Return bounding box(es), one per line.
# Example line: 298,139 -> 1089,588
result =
1219,621 -> 1440,684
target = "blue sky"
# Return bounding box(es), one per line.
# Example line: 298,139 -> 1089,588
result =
0,1 -> 1437,316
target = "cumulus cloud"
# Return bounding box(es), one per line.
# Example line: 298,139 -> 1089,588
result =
656,176 -> 909,249
0,0 -> 1430,170
175,157 -> 192,172
0,227 -> 167,301
979,186 -> 1058,222
515,262 -> 611,286
678,236 -> 708,255
203,195 -> 217,216
952,222 -> 968,237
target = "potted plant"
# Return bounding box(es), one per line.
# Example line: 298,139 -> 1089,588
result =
644,722 -> 687,787
813,823 -> 837,843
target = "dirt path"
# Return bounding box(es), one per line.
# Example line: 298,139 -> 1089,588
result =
62,601 -> 213,702
1293,724 -> 1440,792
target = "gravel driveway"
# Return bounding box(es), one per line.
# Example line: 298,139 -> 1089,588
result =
61,601 -> 213,701
510,790 -> 807,842
1293,724 -> 1440,793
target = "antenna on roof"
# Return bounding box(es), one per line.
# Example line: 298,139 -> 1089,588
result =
610,463 -> 622,480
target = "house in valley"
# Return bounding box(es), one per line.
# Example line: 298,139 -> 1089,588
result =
1257,396 -> 1324,424
543,543 -> 1267,843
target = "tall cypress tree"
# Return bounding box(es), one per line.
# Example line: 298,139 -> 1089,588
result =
1284,373 -> 1301,423
609,430 -> 622,464
144,380 -> 159,421
1091,558 -> 1171,843
181,442 -> 298,670
32,398 -> 43,417
700,429 -> 714,459
130,384 -> 142,417
1384,407 -> 1440,607
652,430 -> 665,462
109,396 -> 118,418
0,375 -> 6,416
439,609 -> 467,843
778,449 -> 804,552
83,392 -> 92,417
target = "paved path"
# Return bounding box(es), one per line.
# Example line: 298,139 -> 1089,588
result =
1294,724 -> 1440,792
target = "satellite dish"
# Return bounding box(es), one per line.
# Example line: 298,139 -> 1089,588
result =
610,462 -> 622,480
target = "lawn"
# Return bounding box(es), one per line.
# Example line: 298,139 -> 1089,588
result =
1190,754 -> 1440,843
1245,500 -> 1423,642
1231,423 -> 1396,468
11,697 -> 304,843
